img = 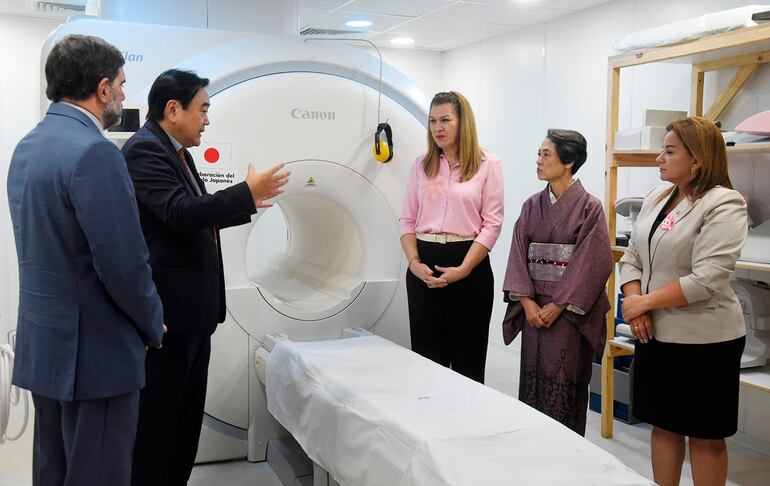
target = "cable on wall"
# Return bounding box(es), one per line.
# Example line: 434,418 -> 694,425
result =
303,37 -> 384,126
0,330 -> 29,445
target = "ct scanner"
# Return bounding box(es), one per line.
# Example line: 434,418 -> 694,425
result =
42,18 -> 428,463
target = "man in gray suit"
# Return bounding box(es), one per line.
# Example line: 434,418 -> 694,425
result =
7,35 -> 165,486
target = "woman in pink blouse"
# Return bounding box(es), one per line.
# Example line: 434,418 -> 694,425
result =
399,91 -> 504,383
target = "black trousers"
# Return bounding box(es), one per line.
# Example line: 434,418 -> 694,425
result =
406,239 -> 493,383
132,332 -> 211,486
32,391 -> 139,486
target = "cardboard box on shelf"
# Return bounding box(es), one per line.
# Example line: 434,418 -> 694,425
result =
644,109 -> 688,127
614,126 -> 667,151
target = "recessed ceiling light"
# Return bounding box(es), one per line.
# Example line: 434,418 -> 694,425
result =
345,20 -> 373,28
390,37 -> 415,45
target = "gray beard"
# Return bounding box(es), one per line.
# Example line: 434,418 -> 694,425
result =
103,91 -> 122,129
103,107 -> 121,129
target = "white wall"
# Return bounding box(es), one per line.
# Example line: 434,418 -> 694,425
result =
0,14 -> 62,343
366,46 -> 445,101
439,0 -> 770,345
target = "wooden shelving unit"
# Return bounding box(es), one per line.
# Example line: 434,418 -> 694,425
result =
614,142 -> 770,166
602,23 -> 770,439
605,336 -> 770,394
612,245 -> 770,273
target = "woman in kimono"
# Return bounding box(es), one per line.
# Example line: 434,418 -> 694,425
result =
502,129 -> 612,435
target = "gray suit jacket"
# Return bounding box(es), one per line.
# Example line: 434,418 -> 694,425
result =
7,103 -> 164,401
619,184 -> 747,344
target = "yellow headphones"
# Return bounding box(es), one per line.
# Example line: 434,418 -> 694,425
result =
372,122 -> 393,163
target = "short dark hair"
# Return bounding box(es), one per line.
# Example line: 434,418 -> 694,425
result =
546,129 -> 587,174
147,69 -> 210,121
45,35 -> 125,102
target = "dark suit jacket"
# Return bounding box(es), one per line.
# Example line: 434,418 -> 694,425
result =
122,120 -> 256,336
7,103 -> 164,401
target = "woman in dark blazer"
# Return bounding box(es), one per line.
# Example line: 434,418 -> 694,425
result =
619,117 -> 747,486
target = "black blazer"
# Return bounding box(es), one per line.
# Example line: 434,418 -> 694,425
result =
123,120 -> 256,335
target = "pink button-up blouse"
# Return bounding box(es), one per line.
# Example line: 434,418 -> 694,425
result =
399,151 -> 504,251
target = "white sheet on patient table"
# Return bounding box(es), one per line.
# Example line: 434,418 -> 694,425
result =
266,335 -> 653,486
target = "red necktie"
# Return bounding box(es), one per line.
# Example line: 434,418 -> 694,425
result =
178,149 -> 199,195
178,149 -> 190,170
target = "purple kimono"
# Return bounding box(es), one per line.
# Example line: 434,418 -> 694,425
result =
502,180 -> 612,435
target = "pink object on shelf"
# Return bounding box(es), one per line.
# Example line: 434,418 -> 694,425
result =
735,110 -> 770,135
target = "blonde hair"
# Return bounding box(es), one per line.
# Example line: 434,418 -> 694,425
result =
421,91 -> 483,182
657,116 -> 733,203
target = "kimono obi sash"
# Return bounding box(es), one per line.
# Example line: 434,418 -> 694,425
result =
527,242 -> 574,282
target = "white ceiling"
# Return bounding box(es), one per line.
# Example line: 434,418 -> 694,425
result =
300,0 -> 613,51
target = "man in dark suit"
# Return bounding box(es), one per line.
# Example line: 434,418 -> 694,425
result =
123,69 -> 289,486
7,35 -> 165,486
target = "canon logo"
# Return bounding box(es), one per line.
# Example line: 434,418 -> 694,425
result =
291,108 -> 336,121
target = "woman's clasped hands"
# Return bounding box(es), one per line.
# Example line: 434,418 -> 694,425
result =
622,294 -> 655,343
409,260 -> 472,288
521,298 -> 566,328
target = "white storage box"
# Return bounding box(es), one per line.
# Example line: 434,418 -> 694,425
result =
644,109 -> 687,127
741,219 -> 770,264
614,126 -> 668,151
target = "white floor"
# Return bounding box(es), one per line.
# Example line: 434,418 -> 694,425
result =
2,342 -> 769,485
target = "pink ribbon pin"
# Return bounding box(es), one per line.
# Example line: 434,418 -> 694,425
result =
659,213 -> 675,231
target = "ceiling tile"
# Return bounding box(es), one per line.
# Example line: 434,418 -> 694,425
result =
458,0 -> 551,5
299,0 -> 352,9
369,18 -> 513,48
371,31 -> 455,49
546,0 -> 612,10
425,3 -> 534,25
512,7 -> 573,25
424,28 -> 522,50
300,0 -> 614,50
300,7 -> 332,29
341,0 -> 453,18
369,30 -> 454,48
424,36 -> 481,51
308,10 -> 412,31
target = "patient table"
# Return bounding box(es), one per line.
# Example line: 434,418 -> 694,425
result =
266,335 -> 653,485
